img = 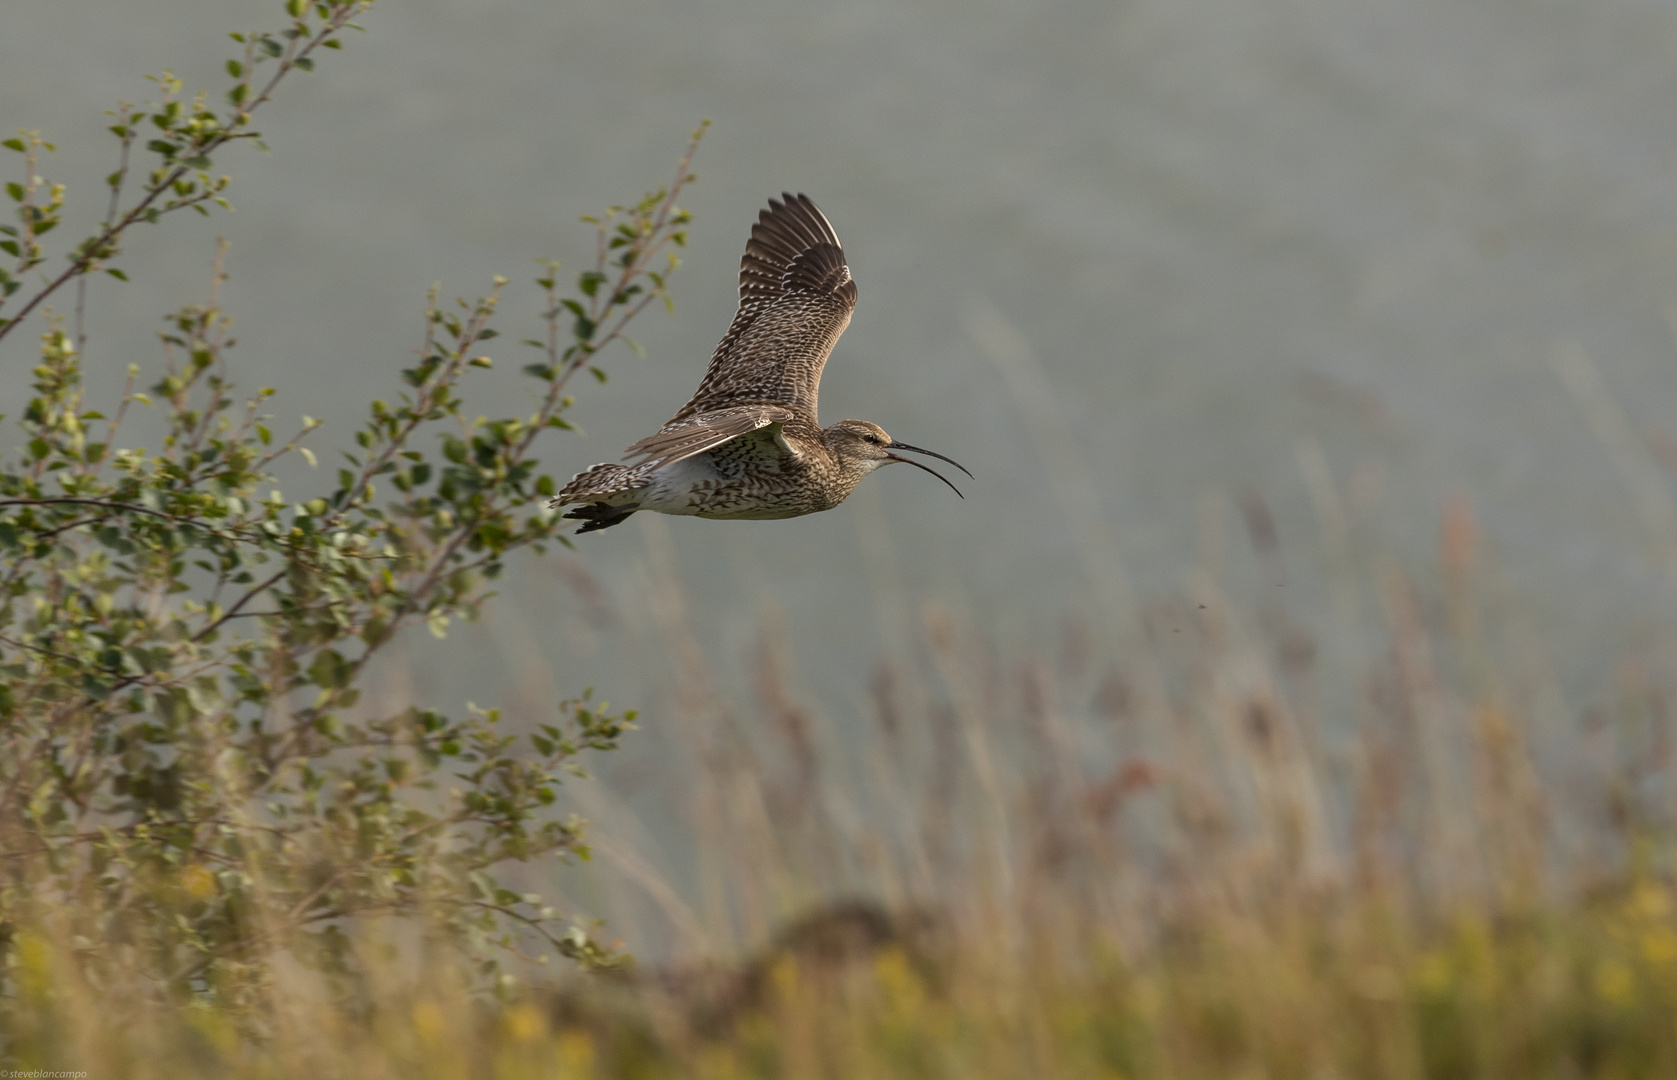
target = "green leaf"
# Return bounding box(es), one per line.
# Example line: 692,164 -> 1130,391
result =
105,268 -> 128,281
4,183 -> 22,203
293,57 -> 315,72
226,60 -> 244,78
307,649 -> 353,690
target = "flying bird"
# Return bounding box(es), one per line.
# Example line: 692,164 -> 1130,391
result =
549,193 -> 969,533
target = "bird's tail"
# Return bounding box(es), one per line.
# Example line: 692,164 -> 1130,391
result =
549,463 -> 647,533
548,462 -> 646,507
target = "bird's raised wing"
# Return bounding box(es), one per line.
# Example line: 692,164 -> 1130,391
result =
668,193 -> 857,426
622,404 -> 797,471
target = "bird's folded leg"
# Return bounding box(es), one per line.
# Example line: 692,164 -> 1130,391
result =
562,501 -> 639,533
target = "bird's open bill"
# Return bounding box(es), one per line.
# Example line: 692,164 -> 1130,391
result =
886,441 -> 971,498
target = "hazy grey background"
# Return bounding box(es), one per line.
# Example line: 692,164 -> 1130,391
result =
8,0 -> 1677,936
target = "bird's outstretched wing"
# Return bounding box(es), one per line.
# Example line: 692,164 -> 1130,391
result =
667,193 -> 857,426
622,404 -> 797,471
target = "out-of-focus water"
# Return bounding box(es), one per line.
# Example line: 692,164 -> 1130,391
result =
9,0 -> 1677,911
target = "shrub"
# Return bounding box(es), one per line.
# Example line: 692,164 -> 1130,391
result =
0,0 -> 701,1010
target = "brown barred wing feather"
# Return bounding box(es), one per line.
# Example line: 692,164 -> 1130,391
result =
670,193 -> 857,425
622,404 -> 797,470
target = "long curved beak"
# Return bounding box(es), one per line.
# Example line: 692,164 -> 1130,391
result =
884,445 -> 967,499
887,441 -> 973,478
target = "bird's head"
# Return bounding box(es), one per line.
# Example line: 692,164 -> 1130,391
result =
824,419 -> 970,498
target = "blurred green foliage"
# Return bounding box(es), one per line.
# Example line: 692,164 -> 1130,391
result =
0,0 -> 703,1012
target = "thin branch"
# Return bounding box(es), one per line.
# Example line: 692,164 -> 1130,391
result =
432,896 -> 576,958
0,497 -> 254,545
0,3 -> 371,347
193,567 -> 288,642
512,126 -> 704,464
73,105 -> 136,354
0,631 -> 124,675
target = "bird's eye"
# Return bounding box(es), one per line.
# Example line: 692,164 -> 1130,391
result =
864,434 -> 879,444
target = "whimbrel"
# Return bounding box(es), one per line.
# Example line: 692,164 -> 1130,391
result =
550,193 -> 969,534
